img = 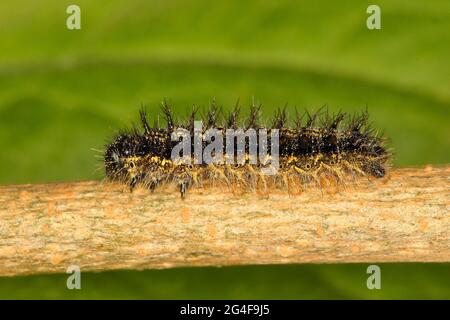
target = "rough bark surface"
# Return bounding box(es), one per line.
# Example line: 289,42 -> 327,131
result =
0,166 -> 448,276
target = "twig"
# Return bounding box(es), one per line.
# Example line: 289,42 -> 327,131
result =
0,166 -> 448,276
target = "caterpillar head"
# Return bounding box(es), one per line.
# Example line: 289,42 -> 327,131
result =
104,133 -> 148,181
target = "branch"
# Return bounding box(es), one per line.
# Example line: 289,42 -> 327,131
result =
0,166 -> 449,276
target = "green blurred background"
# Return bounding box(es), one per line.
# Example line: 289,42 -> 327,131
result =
0,0 -> 448,299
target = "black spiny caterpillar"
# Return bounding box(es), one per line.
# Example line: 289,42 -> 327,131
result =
104,102 -> 391,198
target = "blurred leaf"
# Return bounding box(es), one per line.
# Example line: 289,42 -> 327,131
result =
0,0 -> 448,299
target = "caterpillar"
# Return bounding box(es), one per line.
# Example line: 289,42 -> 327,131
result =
104,101 -> 391,198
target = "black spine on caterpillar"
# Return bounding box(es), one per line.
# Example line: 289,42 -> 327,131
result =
104,101 -> 390,198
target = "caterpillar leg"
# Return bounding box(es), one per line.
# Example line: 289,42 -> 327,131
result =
179,181 -> 188,199
129,177 -> 138,192
148,181 -> 157,193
